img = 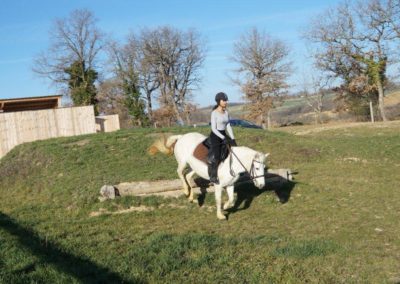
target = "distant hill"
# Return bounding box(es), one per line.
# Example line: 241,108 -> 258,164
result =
191,90 -> 400,126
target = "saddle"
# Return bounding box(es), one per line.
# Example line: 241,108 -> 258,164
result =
193,139 -> 210,164
193,138 -> 229,165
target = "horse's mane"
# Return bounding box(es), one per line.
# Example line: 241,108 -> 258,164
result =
228,146 -> 267,168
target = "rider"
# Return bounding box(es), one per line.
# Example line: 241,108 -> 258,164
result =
208,92 -> 237,184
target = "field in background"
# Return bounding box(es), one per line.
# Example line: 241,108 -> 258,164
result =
192,90 -> 400,127
1,122 -> 400,282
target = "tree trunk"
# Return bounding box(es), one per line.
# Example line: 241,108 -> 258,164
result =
267,110 -> 272,130
376,79 -> 387,121
171,100 -> 184,126
260,114 -> 266,129
185,112 -> 191,126
146,95 -> 153,124
369,101 -> 375,123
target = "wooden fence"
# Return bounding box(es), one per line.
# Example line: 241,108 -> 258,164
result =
0,106 -> 96,159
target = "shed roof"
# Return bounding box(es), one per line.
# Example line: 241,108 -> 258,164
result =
0,95 -> 62,113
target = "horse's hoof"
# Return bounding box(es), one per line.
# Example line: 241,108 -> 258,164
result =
223,203 -> 232,210
217,213 -> 227,220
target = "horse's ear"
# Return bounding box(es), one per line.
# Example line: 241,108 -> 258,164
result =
264,153 -> 270,159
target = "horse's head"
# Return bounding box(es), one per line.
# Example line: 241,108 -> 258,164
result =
229,146 -> 269,188
251,152 -> 269,189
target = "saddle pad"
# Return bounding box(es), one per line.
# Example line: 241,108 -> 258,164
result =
193,140 -> 209,165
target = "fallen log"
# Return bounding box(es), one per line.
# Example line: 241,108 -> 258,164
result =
99,168 -> 293,201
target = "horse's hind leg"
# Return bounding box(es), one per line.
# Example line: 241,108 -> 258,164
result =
177,162 -> 190,196
223,185 -> 235,210
185,170 -> 197,202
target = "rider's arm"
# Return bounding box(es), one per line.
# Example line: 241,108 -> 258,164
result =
211,111 -> 225,139
226,113 -> 234,139
226,123 -> 234,139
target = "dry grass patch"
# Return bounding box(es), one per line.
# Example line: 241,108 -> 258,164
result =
278,120 -> 400,135
89,205 -> 155,217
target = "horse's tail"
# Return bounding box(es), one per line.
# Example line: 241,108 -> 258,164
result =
148,134 -> 183,156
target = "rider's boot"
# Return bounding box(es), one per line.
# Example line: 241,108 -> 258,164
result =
208,162 -> 219,184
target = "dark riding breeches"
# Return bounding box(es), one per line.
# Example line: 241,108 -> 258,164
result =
208,130 -> 226,183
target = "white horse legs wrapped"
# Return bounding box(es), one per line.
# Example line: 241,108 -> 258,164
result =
148,132 -> 269,220
185,170 -> 197,202
223,185 -> 235,210
214,184 -> 226,220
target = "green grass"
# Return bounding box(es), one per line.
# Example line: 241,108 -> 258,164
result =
1,124 -> 400,283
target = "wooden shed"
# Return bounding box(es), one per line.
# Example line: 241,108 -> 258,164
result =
0,95 -> 62,113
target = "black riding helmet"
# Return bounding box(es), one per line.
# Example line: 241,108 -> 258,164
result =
215,92 -> 228,104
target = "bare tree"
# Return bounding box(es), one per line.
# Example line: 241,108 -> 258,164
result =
231,28 -> 291,129
152,106 -> 176,127
137,32 -> 160,125
182,102 -> 198,125
139,59 -> 159,124
356,0 -> 396,121
97,79 -> 133,128
305,0 -> 400,121
300,72 -> 331,124
107,36 -> 148,126
141,26 -> 205,125
105,26 -> 204,127
106,33 -> 159,126
306,3 -> 360,81
33,9 -> 104,106
388,0 -> 400,38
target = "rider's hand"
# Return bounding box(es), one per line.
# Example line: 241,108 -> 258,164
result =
224,137 -> 237,146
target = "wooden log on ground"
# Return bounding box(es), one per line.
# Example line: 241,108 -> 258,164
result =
140,185 -> 215,198
116,180 -> 183,195
99,168 -> 293,201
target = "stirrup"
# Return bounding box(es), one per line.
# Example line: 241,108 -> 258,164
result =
210,177 -> 219,185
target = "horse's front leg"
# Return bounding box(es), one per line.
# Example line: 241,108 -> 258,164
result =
214,184 -> 226,220
223,185 -> 235,210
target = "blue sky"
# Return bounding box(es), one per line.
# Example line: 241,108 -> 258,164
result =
0,0 -> 343,107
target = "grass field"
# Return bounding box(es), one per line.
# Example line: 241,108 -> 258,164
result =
1,122 -> 400,283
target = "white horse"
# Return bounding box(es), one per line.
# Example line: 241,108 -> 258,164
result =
149,132 -> 269,220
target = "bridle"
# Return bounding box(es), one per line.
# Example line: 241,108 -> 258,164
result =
228,146 -> 265,181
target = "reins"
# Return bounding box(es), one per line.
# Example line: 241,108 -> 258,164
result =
227,145 -> 265,180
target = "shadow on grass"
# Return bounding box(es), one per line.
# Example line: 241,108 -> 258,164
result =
193,177 -> 212,207
194,171 -> 297,214
226,173 -> 296,216
0,212 -> 140,284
